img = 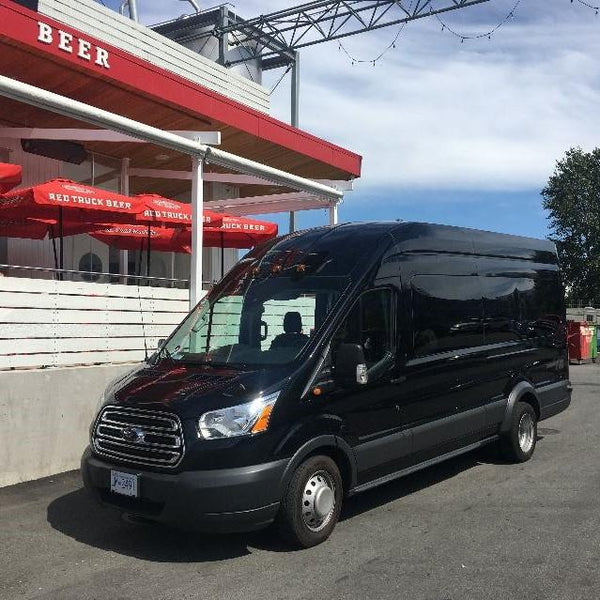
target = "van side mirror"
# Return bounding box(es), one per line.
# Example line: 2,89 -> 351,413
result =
334,343 -> 368,387
157,338 -> 166,351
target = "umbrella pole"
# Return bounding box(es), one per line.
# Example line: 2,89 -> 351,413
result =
50,225 -> 58,272
137,238 -> 143,279
221,231 -> 224,279
146,224 -> 151,283
59,207 -> 64,280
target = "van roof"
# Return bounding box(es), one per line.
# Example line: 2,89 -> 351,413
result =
273,221 -> 556,263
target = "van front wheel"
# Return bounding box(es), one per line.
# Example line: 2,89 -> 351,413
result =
500,401 -> 537,462
276,455 -> 343,548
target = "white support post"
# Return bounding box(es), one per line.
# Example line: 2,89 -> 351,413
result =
190,157 -> 204,309
328,202 -> 338,226
119,158 -> 130,284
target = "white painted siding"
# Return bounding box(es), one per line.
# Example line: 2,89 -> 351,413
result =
0,277 -> 195,369
38,0 -> 270,112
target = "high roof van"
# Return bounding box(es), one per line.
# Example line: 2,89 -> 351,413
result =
82,222 -> 571,547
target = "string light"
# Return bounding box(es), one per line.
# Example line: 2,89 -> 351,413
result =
435,0 -> 521,43
337,0 -> 415,66
280,0 -> 598,78
335,0 -> 526,65
574,0 -> 599,13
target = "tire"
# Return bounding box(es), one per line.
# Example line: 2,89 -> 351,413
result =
500,401 -> 537,462
276,455 -> 343,548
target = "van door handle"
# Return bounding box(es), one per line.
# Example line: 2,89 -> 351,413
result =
390,376 -> 406,384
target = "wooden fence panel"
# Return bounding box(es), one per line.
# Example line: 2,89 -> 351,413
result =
0,276 -> 194,370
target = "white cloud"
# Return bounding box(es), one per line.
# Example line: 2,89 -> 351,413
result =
130,1 -> 600,192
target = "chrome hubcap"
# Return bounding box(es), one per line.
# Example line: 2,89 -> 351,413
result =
518,412 -> 535,453
301,470 -> 336,532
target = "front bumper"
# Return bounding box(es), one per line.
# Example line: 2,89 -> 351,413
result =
81,447 -> 288,533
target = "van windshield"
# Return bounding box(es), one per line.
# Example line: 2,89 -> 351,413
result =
159,267 -> 349,367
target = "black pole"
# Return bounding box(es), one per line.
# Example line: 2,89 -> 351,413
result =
146,224 -> 151,283
59,207 -> 64,280
50,225 -> 58,272
221,231 -> 224,279
137,237 -> 143,278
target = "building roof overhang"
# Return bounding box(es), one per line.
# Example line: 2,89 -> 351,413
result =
0,0 -> 361,201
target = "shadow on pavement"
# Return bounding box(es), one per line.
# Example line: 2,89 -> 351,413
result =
47,488 -> 256,562
340,451 -> 480,522
47,445 -> 506,558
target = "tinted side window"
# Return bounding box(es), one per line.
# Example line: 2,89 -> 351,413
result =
519,270 -> 565,339
333,288 -> 393,367
480,277 -> 530,343
412,275 -> 483,356
480,270 -> 564,343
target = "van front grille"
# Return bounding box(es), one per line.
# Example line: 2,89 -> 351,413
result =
92,406 -> 184,468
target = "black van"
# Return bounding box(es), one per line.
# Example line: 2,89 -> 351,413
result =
82,222 -> 571,547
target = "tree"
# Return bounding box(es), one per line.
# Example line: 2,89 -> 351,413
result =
542,147 -> 600,306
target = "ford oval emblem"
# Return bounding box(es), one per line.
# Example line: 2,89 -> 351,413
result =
122,426 -> 145,443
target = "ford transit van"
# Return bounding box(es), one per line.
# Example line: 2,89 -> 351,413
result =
82,222 -> 571,547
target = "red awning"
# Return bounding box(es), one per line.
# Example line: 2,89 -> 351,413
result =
0,178 -> 144,223
134,193 -> 223,227
0,163 -> 22,194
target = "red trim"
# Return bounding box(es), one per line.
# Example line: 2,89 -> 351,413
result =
0,0 -> 361,177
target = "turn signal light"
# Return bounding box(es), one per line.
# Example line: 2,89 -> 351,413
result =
251,403 -> 275,434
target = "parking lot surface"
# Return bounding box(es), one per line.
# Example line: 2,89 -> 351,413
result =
1,365 -> 598,600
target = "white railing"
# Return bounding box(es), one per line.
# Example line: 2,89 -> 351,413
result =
0,275 -> 194,369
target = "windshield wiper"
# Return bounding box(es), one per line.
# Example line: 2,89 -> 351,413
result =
175,356 -> 250,370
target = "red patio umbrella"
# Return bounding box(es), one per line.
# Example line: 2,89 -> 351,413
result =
204,215 -> 278,277
0,178 -> 144,222
0,162 -> 22,194
0,217 -> 66,271
91,214 -> 278,253
0,178 -> 145,272
183,214 -> 278,249
132,194 -> 225,277
90,224 -> 190,254
134,194 -> 223,227
0,217 -> 55,240
90,215 -> 277,279
0,217 -> 98,271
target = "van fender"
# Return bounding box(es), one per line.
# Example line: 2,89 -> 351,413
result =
278,435 -> 357,496
500,381 -> 540,433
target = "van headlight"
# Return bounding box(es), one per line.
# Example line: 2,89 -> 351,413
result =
198,391 -> 280,440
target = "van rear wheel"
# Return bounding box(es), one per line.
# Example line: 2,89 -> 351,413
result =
500,401 -> 537,462
276,455 -> 343,548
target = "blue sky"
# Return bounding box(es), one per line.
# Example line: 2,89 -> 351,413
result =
104,0 -> 600,239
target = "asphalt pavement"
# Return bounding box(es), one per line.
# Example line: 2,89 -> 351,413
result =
1,364 -> 599,600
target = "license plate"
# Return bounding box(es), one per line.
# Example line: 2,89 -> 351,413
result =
110,470 -> 138,497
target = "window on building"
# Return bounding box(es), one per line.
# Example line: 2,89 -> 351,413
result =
79,252 -> 103,282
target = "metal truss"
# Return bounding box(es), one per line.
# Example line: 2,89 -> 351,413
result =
212,0 -> 490,69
